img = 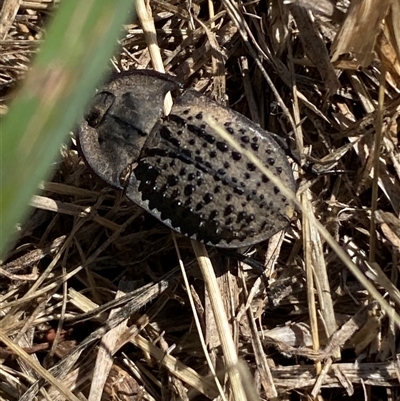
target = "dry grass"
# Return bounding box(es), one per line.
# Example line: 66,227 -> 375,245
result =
1,0 -> 400,400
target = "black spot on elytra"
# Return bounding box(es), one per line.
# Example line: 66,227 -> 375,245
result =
160,126 -> 171,140
226,216 -> 234,225
167,175 -> 179,186
184,184 -> 195,196
246,163 -> 256,171
232,151 -> 241,161
224,205 -> 235,216
171,188 -> 180,198
206,134 -> 216,144
204,193 -> 213,203
209,210 -> 219,219
196,201 -> 205,211
170,137 -> 180,147
216,141 -> 228,152
169,114 -> 186,127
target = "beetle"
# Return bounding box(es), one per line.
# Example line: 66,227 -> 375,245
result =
78,70 -> 295,248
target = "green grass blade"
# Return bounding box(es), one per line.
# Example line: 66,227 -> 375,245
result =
0,0 -> 136,257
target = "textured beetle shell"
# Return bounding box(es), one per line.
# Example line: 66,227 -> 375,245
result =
78,70 -> 295,248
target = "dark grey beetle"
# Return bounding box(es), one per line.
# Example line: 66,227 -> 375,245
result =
78,70 -> 295,248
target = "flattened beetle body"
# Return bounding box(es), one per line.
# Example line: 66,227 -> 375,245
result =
78,70 -> 295,248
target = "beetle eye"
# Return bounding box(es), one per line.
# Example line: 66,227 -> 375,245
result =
86,91 -> 114,128
86,109 -> 101,127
